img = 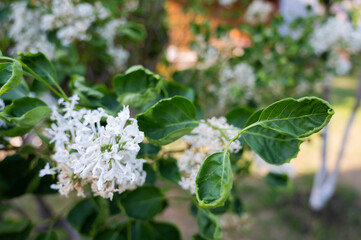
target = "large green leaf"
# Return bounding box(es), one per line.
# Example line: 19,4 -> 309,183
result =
245,97 -> 334,137
67,198 -> 109,236
196,152 -> 232,208
119,186 -> 166,220
113,65 -> 161,107
197,208 -> 222,240
241,97 -> 333,165
0,61 -> 23,95
19,52 -> 58,86
136,96 -> 198,145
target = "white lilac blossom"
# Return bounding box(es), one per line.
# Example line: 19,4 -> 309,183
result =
218,0 -> 238,7
310,17 -> 352,55
244,0 -> 274,25
253,152 -> 295,178
40,95 -> 146,199
178,117 -> 241,194
216,62 -> 256,108
8,2 -> 55,58
100,19 -> 130,71
41,0 -> 96,45
327,53 -> 352,76
192,35 -> 220,69
310,17 -> 361,75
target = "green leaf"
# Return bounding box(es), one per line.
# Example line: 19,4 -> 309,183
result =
157,157 -> 181,183
197,208 -> 222,240
0,97 -> 50,128
241,126 -> 303,165
137,143 -> 160,158
225,107 -> 254,129
34,231 -> 58,240
0,218 -> 32,240
69,75 -> 104,103
0,97 -> 51,136
113,65 -> 161,107
143,163 -> 157,185
19,52 -> 58,86
241,97 -> 333,165
264,173 -> 289,187
161,80 -> 195,102
0,79 -> 29,100
196,152 -> 232,208
245,97 -> 334,138
67,198 -> 109,236
136,96 -> 198,145
119,186 -> 166,220
149,222 -> 181,240
0,61 -> 23,95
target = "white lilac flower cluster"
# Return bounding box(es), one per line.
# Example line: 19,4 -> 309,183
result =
9,2 -> 56,59
178,117 -> 242,194
244,0 -> 274,25
192,35 -> 220,69
216,62 -> 256,108
100,19 -> 130,71
40,95 -> 146,199
6,0 -> 129,70
40,0 -> 109,45
310,17 -> 361,75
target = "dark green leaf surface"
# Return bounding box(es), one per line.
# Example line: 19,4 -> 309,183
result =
113,65 -> 161,107
137,96 -> 198,145
0,61 -> 23,95
241,126 -> 303,165
137,143 -> 160,158
196,152 -> 232,208
19,52 -> 58,86
157,158 -> 181,183
226,107 -> 254,129
119,186 -> 166,220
